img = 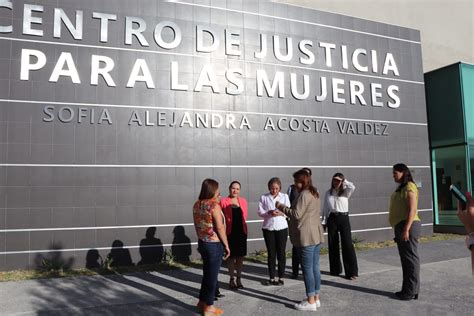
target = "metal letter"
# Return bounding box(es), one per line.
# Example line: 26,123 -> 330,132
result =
170,61 -> 189,91
194,64 -> 220,93
58,107 -> 74,123
49,52 -> 81,83
254,33 -> 267,59
256,69 -> 285,98
53,8 -> 83,39
20,49 -> 47,80
387,85 -> 400,108
127,59 -> 155,88
319,42 -> 336,67
352,48 -> 368,72
92,12 -> 117,43
91,55 -> 116,86
23,4 -> 44,36
196,25 -> 220,53
225,68 -> 243,95
290,73 -> 309,100
225,29 -> 241,56
349,80 -> 367,105
43,106 -> 54,122
341,45 -> 349,69
125,17 -> 149,46
0,0 -> 12,33
298,40 -> 314,65
370,83 -> 383,107
315,77 -> 327,102
332,78 -> 345,104
154,21 -> 182,49
273,35 -> 293,62
371,50 -> 378,73
382,53 -> 399,76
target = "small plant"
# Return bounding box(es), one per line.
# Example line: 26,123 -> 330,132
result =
41,258 -> 66,274
102,256 -> 114,271
320,247 -> 329,255
163,249 -> 176,265
352,235 -> 365,245
352,235 -> 364,249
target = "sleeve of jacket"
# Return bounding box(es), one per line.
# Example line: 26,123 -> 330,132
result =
257,195 -> 271,218
341,180 -> 356,198
321,191 -> 330,225
283,193 -> 291,207
282,190 -> 309,220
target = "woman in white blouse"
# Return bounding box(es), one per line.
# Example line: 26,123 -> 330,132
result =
322,173 -> 359,280
258,177 -> 291,285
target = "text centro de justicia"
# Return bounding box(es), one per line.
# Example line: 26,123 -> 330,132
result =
6,2 -> 401,108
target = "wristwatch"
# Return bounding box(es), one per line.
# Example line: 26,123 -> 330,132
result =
466,233 -> 474,250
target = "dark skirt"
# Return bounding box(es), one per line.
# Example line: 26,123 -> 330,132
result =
228,205 -> 247,257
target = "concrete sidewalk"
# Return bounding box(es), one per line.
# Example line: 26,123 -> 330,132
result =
0,238 -> 472,315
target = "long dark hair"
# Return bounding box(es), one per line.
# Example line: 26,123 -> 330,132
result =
293,169 -> 319,198
330,172 -> 346,196
198,178 -> 219,200
393,163 -> 415,192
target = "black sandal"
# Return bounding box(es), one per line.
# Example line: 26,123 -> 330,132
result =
262,279 -> 276,286
236,277 -> 244,289
215,289 -> 225,299
277,279 -> 284,285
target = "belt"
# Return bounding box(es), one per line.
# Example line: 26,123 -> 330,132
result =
330,212 -> 349,216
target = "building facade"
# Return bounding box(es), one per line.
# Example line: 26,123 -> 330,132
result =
425,62 -> 474,232
0,0 -> 432,270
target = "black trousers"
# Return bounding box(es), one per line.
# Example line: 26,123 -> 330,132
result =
292,246 -> 300,276
394,220 -> 421,296
327,213 -> 358,278
262,228 -> 288,279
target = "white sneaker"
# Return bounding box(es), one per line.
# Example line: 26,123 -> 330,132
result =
294,300 -> 317,311
316,299 -> 321,308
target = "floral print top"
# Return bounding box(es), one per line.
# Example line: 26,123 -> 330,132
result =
193,199 -> 222,242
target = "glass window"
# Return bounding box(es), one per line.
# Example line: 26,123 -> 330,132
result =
432,145 -> 468,226
460,64 -> 474,144
470,145 -> 474,193
425,64 -> 465,148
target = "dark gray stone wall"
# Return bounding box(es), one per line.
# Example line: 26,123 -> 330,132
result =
0,0 -> 432,270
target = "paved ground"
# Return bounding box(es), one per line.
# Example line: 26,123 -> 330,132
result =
1,238 -> 473,316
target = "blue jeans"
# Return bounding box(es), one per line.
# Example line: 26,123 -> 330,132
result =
198,240 -> 223,305
299,244 -> 322,297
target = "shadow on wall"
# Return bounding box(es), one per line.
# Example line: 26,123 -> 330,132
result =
85,249 -> 102,269
83,226 -> 194,269
108,240 -> 134,267
34,242 -> 74,271
171,225 -> 192,262
138,227 -> 164,266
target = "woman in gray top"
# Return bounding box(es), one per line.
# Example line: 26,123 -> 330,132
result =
276,169 -> 325,312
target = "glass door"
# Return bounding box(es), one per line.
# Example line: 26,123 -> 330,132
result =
432,145 -> 468,226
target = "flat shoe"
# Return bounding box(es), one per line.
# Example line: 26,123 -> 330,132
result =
236,277 -> 244,289
203,305 -> 224,315
262,279 -> 275,286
